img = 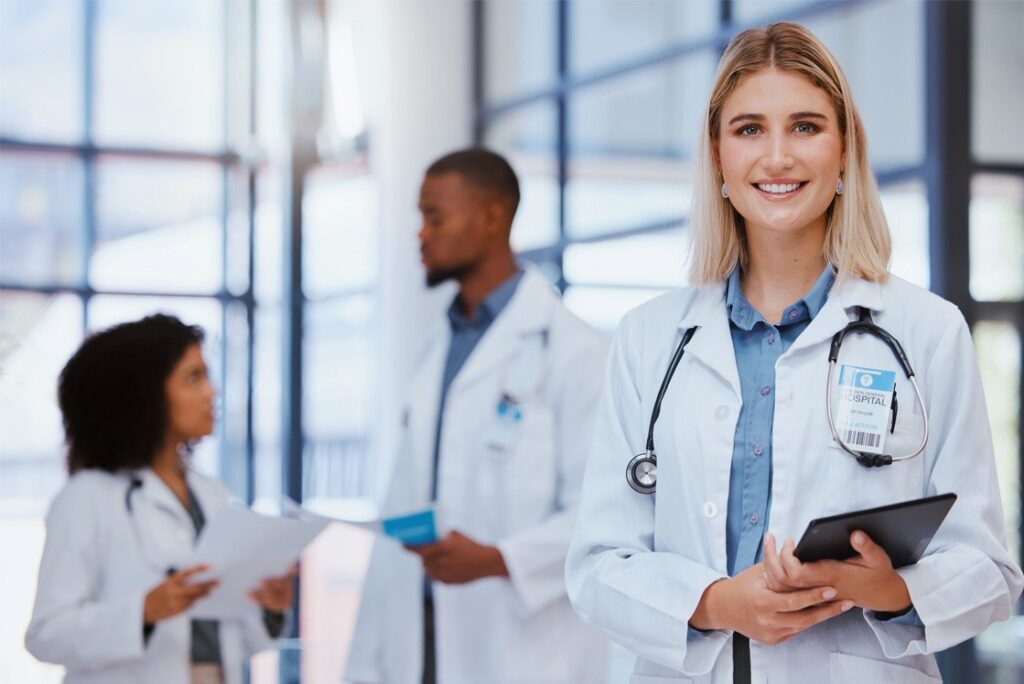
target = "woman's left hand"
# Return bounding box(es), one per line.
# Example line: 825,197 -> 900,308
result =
248,564 -> 298,612
762,531 -> 912,614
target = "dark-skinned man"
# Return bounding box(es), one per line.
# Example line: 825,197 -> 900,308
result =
346,149 -> 609,683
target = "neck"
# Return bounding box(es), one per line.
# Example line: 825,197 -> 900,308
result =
456,248 -> 518,321
741,219 -> 827,323
150,439 -> 185,484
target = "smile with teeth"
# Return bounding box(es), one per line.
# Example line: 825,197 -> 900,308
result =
755,182 -> 806,195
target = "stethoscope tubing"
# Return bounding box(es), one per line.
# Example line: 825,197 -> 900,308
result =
627,307 -> 930,494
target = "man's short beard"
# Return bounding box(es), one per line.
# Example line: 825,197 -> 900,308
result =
425,263 -> 470,288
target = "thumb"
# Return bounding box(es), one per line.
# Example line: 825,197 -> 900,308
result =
850,530 -> 887,566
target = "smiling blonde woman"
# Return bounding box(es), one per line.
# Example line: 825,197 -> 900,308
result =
566,22 -> 1022,684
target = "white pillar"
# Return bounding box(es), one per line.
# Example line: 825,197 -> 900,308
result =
353,0 -> 473,500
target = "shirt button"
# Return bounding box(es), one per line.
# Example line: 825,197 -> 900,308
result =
753,443 -> 763,456
703,502 -> 718,518
767,333 -> 775,344
788,310 -> 799,321
760,385 -> 772,396
749,513 -> 759,524
715,405 -> 729,420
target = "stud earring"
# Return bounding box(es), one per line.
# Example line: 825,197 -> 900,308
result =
721,183 -> 729,199
836,177 -> 845,195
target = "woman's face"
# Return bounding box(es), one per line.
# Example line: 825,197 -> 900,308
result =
716,67 -> 844,241
165,343 -> 216,443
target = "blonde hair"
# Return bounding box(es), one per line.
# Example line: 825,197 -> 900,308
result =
689,22 -> 891,285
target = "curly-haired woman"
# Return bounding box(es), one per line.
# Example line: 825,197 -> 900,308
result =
26,314 -> 293,684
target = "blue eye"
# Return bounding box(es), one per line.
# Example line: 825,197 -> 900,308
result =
795,122 -> 819,134
739,125 -> 760,136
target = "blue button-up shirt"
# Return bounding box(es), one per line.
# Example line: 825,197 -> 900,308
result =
430,269 -> 524,499
725,265 -> 835,576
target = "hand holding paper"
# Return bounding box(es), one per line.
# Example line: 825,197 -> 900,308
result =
185,503 -> 328,619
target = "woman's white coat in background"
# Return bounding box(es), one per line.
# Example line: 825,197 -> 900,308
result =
345,268 -> 610,684
565,274 -> 1024,683
26,468 -> 279,684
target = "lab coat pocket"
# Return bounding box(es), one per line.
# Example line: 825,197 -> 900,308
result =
486,403 -> 556,534
826,398 -> 927,512
829,652 -> 940,683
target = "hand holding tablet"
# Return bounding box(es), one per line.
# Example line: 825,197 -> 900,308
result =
761,494 -> 957,615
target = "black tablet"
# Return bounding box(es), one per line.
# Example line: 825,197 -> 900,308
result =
794,493 -> 957,567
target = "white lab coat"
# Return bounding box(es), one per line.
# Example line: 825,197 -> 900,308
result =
565,274 -> 1024,683
26,467 -> 280,684
346,268 -> 610,684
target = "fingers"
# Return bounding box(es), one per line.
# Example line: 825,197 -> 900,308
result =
850,530 -> 887,567
762,534 -> 790,591
775,585 -> 838,613
175,564 -> 212,582
182,580 -> 219,599
778,538 -> 807,585
786,599 -> 855,632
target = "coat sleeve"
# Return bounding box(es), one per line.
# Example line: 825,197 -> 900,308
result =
25,477 -> 150,669
863,310 -> 1024,656
496,325 -> 609,616
238,605 -> 287,658
564,312 -> 731,676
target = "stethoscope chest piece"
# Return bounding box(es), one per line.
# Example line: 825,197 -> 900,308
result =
627,452 -> 658,494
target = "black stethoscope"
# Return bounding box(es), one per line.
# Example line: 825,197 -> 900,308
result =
626,306 -> 929,495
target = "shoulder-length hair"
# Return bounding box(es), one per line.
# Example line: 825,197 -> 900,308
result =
689,22 -> 891,285
58,314 -> 205,474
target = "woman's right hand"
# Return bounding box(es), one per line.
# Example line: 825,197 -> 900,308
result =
689,562 -> 853,644
142,565 -> 219,624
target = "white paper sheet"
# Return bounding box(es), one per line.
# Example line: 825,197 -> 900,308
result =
283,497 -> 444,545
185,503 -> 329,619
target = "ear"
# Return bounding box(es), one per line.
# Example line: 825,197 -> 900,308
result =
711,139 -> 726,181
484,197 -> 509,238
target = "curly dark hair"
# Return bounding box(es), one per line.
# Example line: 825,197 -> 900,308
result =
58,314 -> 205,474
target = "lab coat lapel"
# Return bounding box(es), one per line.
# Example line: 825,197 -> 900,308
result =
137,468 -> 193,529
186,470 -> 228,528
677,281 -> 741,397
784,276 -> 886,357
449,269 -> 554,394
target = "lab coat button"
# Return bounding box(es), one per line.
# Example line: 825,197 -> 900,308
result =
703,502 -> 718,518
714,405 -> 729,420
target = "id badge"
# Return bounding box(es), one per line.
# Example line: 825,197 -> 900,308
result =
833,364 -> 896,454
485,394 -> 523,454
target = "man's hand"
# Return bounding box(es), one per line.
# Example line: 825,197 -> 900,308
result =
762,531 -> 912,614
406,530 -> 509,584
689,562 -> 851,645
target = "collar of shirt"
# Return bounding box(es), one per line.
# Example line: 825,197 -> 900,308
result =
725,263 -> 835,331
447,268 -> 524,332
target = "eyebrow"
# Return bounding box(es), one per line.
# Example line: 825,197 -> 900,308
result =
727,111 -> 830,125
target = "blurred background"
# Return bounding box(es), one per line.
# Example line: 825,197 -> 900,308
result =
0,0 -> 1021,682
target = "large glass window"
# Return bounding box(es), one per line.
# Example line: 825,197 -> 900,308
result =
0,1 -> 257,680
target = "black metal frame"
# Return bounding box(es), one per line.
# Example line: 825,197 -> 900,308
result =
474,1 -> 1024,682
0,0 -> 258,497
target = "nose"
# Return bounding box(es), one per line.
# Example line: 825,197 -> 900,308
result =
762,131 -> 795,173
